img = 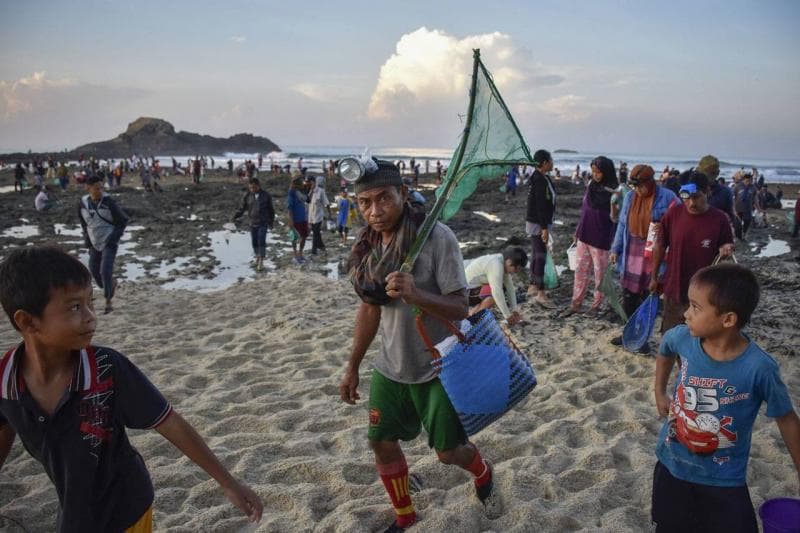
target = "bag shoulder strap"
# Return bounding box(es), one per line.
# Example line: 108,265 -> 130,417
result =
414,306 -> 467,361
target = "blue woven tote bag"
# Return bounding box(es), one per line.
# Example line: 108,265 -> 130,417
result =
622,293 -> 660,352
416,308 -> 537,436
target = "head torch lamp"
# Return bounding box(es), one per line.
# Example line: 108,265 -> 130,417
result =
679,183 -> 698,199
337,156 -> 378,183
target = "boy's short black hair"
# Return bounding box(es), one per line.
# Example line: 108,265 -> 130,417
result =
248,177 -> 260,186
502,247 -> 528,268
0,246 -> 92,330
533,149 -> 552,166
690,264 -> 759,328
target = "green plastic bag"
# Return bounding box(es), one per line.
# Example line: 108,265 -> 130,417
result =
599,264 -> 627,321
544,253 -> 558,289
499,184 -> 507,193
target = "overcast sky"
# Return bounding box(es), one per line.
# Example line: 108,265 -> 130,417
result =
1,0 -> 798,159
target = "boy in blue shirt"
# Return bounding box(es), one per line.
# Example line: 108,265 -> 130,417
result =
286,176 -> 309,264
0,246 -> 263,532
336,188 -> 352,246
653,263 -> 800,532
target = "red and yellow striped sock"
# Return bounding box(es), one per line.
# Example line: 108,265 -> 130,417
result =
464,446 -> 492,488
376,459 -> 416,528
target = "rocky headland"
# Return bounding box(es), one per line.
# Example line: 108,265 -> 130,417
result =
0,117 -> 280,163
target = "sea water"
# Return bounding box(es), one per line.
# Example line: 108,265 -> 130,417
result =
6,148 -> 797,184
208,148 -> 800,184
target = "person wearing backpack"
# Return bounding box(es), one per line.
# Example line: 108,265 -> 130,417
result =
78,176 -> 128,314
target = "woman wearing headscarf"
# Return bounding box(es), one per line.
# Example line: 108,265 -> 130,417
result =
609,164 -> 677,350
562,156 -> 618,317
526,149 -> 557,308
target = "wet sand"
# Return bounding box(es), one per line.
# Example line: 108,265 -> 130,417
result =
0,169 -> 798,532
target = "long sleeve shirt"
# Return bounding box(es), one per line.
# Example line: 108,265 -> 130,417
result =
233,190 -> 275,227
464,254 -> 517,319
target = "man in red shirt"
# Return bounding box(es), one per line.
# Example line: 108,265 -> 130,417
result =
650,171 -> 735,332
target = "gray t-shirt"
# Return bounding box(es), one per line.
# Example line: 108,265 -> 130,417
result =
373,222 -> 467,384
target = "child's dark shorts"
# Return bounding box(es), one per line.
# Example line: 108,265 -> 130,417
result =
651,461 -> 757,533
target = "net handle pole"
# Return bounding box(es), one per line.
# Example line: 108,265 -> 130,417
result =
399,49 -> 482,274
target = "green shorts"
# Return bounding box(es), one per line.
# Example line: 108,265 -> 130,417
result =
367,369 -> 467,452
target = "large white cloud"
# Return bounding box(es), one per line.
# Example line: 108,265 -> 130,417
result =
366,27 -> 565,122
0,71 -> 77,119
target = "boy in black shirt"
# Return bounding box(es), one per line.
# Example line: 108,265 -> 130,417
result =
0,246 -> 263,532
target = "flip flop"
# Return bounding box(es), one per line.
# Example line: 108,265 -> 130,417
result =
533,298 -> 557,310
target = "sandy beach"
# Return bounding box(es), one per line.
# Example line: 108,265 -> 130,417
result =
0,169 -> 798,532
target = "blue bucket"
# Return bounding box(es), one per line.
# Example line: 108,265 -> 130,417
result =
622,293 -> 660,352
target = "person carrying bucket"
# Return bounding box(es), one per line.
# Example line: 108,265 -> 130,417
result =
338,159 -> 502,532
652,263 -> 800,532
560,156 -> 618,318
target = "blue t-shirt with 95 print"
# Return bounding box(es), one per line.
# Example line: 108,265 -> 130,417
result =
656,325 -> 793,487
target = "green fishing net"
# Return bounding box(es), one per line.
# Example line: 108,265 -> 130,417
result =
435,53 -> 534,221
402,50 -> 534,272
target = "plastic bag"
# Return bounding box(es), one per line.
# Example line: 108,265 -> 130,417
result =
622,293 -> 660,352
544,253 -> 558,289
599,265 -> 628,322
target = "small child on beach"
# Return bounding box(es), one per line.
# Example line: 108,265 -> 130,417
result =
336,188 -> 352,246
0,246 -> 263,532
652,263 -> 800,532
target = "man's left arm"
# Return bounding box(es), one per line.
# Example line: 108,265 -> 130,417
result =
108,197 -> 129,228
323,190 -> 332,219
107,198 -> 129,244
718,212 -> 735,257
776,410 -> 800,495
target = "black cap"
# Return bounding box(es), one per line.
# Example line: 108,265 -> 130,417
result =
354,159 -> 402,194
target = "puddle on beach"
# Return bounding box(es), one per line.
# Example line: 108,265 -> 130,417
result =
157,230 -> 279,292
325,262 -> 341,280
46,222 -> 277,291
2,224 -> 40,239
54,223 -> 83,237
752,236 -> 791,258
473,211 -> 501,223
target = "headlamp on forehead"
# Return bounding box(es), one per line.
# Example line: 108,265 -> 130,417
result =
338,156 -> 378,183
679,183 -> 698,200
